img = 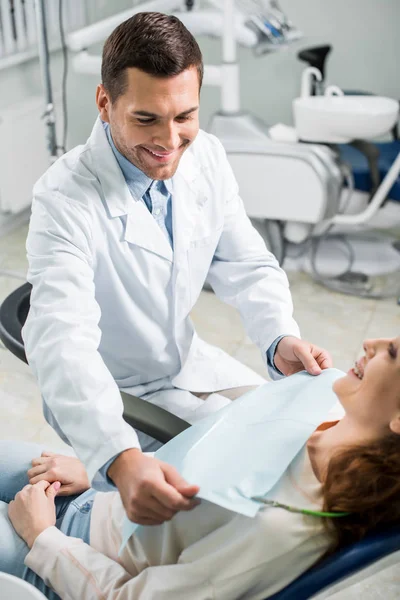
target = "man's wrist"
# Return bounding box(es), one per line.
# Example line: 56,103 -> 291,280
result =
107,447 -> 141,484
266,335 -> 287,376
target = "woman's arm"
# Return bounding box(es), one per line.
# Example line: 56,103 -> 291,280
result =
24,506 -> 328,600
26,527 -> 213,600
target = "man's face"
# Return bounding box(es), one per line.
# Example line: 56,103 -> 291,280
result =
96,67 -> 200,180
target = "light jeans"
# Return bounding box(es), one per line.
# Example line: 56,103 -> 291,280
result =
0,441 -> 95,599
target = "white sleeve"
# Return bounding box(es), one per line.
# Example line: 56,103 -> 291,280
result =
22,192 -> 140,482
25,528 -> 213,600
207,139 -> 300,355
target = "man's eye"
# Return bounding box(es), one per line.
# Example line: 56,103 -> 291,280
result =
137,118 -> 155,124
388,343 -> 397,359
176,116 -> 192,122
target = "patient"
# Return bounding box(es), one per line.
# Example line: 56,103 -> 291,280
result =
1,336 -> 400,600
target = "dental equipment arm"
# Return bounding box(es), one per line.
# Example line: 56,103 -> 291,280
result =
67,0 -> 185,52
67,0 -> 301,118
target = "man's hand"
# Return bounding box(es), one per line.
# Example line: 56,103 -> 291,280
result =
108,448 -> 200,526
274,336 -> 333,376
27,451 -> 90,496
8,480 -> 60,548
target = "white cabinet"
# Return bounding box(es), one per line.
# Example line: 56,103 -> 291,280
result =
0,95 -> 56,214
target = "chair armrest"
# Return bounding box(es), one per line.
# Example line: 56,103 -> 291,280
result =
0,282 -> 31,364
0,283 -> 190,444
121,391 -> 191,444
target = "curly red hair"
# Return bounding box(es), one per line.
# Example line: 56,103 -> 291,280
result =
321,432 -> 400,556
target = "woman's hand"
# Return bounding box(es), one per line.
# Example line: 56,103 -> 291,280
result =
8,480 -> 60,548
28,451 -> 90,496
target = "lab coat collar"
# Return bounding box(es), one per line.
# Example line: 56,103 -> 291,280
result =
102,121 -> 153,200
89,117 -> 137,219
89,117 -> 200,217
88,118 -> 203,261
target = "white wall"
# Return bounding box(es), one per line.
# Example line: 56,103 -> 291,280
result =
0,0 -> 134,149
0,0 -> 134,228
1,0 -> 399,147
197,0 -> 400,129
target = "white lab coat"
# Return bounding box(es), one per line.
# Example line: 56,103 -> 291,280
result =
22,118 -> 300,480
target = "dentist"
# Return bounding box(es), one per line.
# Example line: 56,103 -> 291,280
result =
23,12 -> 332,526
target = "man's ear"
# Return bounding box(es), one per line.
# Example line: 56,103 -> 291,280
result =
389,414 -> 400,435
96,84 -> 111,123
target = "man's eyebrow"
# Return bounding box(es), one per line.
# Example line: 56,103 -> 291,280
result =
177,106 -> 199,116
132,106 -> 199,118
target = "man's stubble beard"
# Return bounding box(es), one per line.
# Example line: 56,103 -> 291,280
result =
112,128 -> 191,181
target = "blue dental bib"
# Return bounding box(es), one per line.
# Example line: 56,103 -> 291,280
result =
121,368 -> 345,552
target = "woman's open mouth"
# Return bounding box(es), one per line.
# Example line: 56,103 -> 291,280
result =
351,360 -> 365,380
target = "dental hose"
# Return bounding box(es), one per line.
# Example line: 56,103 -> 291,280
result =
292,161 -> 400,299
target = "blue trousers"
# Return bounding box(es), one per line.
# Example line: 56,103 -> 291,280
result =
0,441 -> 95,599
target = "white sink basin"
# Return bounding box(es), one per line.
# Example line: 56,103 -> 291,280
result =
293,95 -> 399,143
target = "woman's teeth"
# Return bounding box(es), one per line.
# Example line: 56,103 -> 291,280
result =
353,362 -> 364,380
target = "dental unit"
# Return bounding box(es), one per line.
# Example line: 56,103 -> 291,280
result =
47,0 -> 400,300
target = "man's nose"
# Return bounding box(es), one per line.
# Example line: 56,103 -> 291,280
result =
154,123 -> 181,150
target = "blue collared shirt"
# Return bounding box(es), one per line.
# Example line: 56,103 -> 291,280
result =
103,122 -> 173,248
94,123 -> 285,490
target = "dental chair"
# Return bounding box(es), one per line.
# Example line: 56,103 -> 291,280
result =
298,44 -> 400,211
1,283 -> 399,599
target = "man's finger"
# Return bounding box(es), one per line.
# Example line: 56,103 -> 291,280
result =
27,465 -> 47,479
295,345 -> 322,376
163,464 -> 200,498
135,505 -> 174,523
313,348 -> 333,370
123,495 -> 173,524
41,451 -> 56,457
56,485 -> 76,497
133,515 -> 164,526
152,480 -> 197,512
29,473 -> 52,485
34,480 -> 51,491
31,457 -> 49,467
146,497 -> 178,521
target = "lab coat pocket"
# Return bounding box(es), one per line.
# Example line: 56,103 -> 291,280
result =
190,236 -> 213,249
190,219 -> 223,247
188,226 -> 223,293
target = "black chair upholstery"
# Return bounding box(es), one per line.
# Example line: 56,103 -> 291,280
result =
0,283 -> 190,443
0,282 -> 31,363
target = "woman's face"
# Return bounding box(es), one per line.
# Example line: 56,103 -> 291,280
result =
333,336 -> 400,435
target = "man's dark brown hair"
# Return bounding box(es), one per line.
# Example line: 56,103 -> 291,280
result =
101,12 -> 204,103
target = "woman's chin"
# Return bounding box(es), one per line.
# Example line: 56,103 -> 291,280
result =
333,376 -> 344,391
333,370 -> 361,402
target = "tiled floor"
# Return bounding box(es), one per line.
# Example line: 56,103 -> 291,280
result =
0,223 -> 399,597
